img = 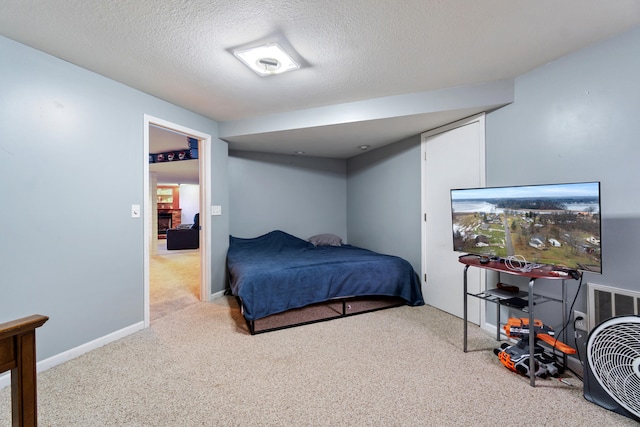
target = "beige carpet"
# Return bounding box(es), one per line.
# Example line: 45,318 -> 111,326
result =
1,299 -> 636,426
150,239 -> 200,321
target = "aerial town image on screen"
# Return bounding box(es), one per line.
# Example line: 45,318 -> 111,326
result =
451,182 -> 601,273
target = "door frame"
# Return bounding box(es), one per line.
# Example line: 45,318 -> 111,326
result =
420,114 -> 488,328
143,114 -> 212,328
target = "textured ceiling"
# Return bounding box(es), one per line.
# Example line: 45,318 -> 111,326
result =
2,0 -> 640,164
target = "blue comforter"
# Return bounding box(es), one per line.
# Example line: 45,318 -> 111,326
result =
227,230 -> 424,321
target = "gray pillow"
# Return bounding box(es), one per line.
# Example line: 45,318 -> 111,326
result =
308,233 -> 343,246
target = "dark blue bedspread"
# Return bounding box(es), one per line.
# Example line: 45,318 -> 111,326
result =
227,230 -> 424,321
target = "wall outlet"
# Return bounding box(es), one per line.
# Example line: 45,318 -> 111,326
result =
574,310 -> 588,331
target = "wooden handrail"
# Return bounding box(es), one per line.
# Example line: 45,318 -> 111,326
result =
0,315 -> 48,340
0,314 -> 49,427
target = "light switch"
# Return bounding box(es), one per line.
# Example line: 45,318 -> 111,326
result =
211,205 -> 222,216
131,204 -> 141,218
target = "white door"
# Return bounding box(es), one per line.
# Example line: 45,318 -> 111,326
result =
421,115 -> 485,324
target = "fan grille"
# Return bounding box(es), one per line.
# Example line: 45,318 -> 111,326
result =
587,316 -> 640,417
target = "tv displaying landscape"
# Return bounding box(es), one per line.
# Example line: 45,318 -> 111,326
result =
451,182 -> 601,273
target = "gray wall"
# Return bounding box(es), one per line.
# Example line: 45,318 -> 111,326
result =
486,25 -> 640,292
0,36 -> 229,360
485,26 -> 640,336
346,136 -> 422,272
228,151 -> 347,241
344,25 -> 640,325
227,138 -> 423,273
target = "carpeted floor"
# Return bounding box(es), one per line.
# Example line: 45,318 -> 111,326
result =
150,239 -> 200,321
1,298 -> 636,426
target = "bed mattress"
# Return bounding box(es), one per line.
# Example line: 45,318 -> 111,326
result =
227,230 -> 424,321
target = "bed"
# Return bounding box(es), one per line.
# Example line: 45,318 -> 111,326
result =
226,230 -> 424,334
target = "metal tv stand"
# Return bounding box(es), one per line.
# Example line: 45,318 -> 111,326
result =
459,254 -> 579,387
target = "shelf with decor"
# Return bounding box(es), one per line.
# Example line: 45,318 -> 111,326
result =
157,185 -> 179,210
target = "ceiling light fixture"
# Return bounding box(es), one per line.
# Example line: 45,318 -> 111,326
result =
234,43 -> 300,77
359,145 -> 371,151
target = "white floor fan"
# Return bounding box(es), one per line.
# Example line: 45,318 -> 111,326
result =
584,315 -> 640,422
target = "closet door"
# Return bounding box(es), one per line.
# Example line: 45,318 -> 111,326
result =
421,115 -> 485,324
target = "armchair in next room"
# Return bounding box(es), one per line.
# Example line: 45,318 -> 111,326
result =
166,213 -> 199,250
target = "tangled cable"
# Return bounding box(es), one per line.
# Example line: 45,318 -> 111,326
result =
504,255 -> 542,273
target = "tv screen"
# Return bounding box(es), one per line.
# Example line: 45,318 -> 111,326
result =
450,182 -> 601,273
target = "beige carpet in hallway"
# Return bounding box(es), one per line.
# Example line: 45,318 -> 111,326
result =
150,239 -> 200,321
1,298 -> 636,426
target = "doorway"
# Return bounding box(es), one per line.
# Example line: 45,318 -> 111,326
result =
143,115 -> 212,327
421,114 -> 486,325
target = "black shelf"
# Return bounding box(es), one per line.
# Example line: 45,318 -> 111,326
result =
459,254 -> 578,387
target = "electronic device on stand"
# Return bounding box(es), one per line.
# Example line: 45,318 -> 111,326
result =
452,181 -> 601,386
459,254 -> 581,387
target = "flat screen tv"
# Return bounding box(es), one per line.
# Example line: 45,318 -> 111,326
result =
450,182 -> 601,273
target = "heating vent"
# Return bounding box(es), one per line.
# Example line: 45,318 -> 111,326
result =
588,283 -> 640,330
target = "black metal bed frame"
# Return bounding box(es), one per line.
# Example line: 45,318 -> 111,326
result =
237,295 -> 406,335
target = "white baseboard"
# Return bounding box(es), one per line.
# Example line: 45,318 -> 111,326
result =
565,354 -> 585,378
0,321 -> 145,390
210,289 -> 226,300
481,321 -> 500,337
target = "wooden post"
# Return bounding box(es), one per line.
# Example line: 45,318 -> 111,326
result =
0,314 -> 49,427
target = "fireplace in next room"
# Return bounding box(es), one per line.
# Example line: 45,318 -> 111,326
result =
158,213 -> 172,238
